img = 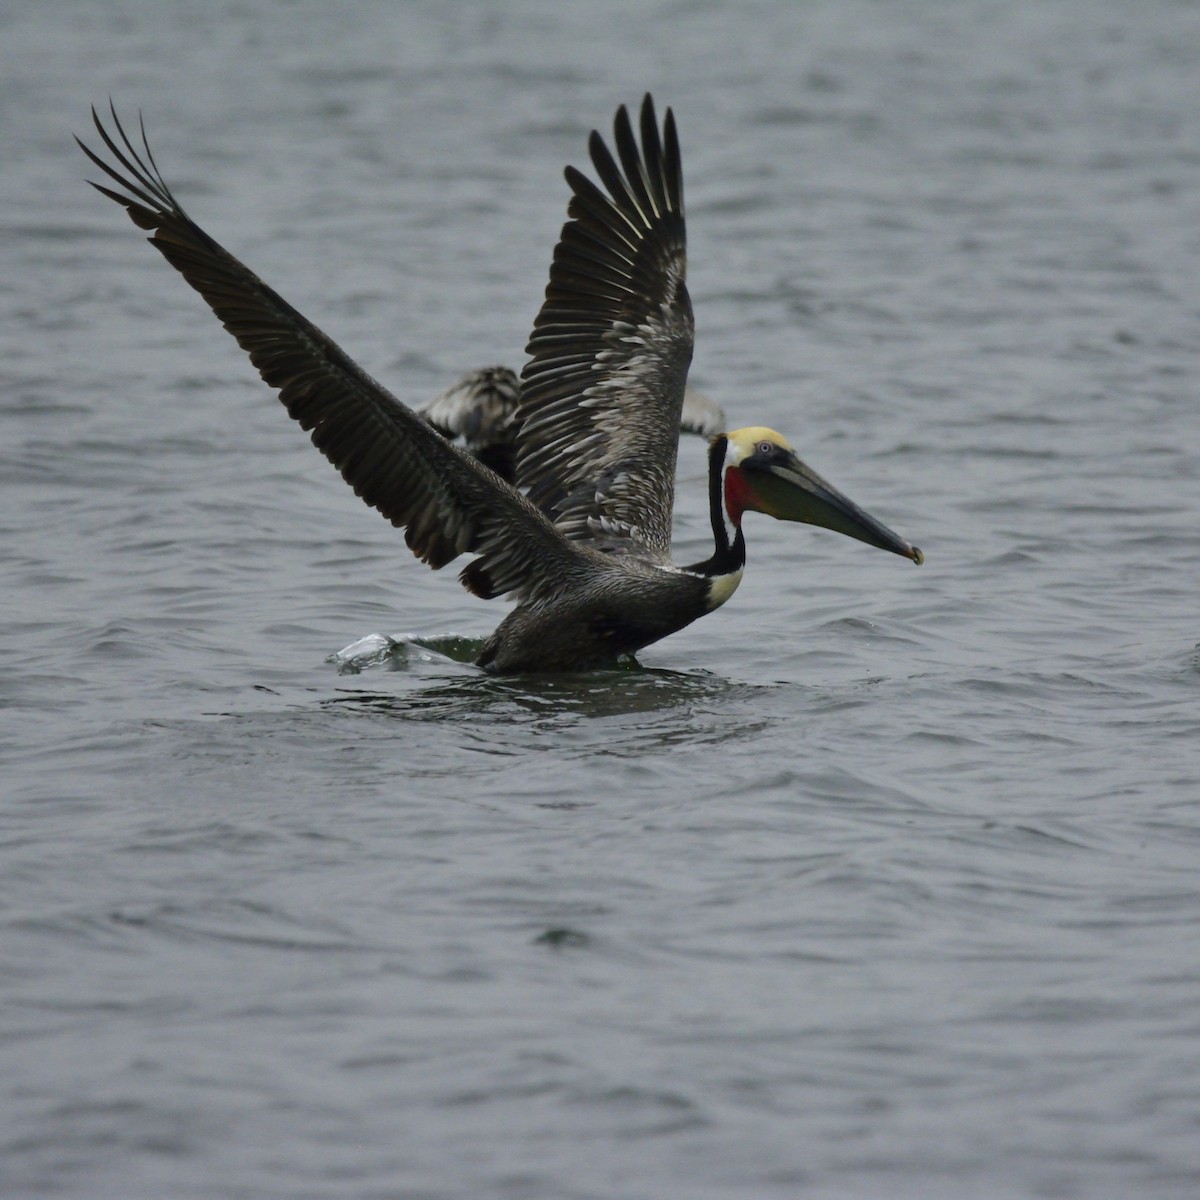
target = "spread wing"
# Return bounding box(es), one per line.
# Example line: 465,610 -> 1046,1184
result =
517,95 -> 694,559
77,104 -> 590,604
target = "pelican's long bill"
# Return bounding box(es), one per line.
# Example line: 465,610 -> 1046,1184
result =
735,438 -> 923,564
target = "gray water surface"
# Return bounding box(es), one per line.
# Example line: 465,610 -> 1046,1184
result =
3,2 -> 1200,1197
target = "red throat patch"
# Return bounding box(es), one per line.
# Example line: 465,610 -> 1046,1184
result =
723,466 -> 757,527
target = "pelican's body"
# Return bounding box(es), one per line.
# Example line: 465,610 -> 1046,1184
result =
79,98 -> 921,673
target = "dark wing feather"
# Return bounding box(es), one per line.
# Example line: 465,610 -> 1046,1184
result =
77,104 -> 587,603
517,95 -> 693,559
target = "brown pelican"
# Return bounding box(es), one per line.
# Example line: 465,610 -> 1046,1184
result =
78,96 -> 922,673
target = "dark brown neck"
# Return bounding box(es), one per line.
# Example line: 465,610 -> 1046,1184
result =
683,436 -> 745,577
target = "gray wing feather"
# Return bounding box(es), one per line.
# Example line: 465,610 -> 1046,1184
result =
421,366 -> 520,481
422,366 -> 520,448
518,95 -> 693,559
679,387 -> 725,438
77,105 -> 587,604
423,366 -> 720,481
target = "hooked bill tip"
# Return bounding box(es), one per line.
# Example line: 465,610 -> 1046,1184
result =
908,545 -> 925,565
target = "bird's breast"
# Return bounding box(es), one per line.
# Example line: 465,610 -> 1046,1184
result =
705,566 -> 744,612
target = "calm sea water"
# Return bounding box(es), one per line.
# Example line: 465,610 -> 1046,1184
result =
3,1 -> 1200,1196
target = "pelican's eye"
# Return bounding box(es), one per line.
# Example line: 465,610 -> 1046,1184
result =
757,440 -> 774,456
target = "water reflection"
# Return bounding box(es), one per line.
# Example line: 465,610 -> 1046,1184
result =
322,660 -> 758,721
315,651 -> 777,757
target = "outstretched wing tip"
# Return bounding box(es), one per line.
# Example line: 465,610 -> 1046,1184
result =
518,97 -> 693,557
81,106 -> 588,604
